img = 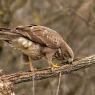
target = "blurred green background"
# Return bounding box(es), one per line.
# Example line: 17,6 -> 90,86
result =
0,0 -> 95,95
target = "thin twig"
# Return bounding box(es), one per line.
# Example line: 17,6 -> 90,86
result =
32,72 -> 35,95
56,72 -> 61,95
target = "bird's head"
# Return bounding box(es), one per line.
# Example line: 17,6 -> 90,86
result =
61,43 -> 74,64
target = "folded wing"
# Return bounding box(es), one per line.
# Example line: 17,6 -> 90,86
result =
15,25 -> 64,49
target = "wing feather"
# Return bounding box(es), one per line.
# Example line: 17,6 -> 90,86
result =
0,28 -> 20,41
15,25 -> 64,49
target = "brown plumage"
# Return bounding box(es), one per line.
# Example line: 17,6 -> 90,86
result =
0,25 -> 74,70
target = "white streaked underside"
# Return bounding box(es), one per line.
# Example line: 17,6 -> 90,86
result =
11,37 -> 42,59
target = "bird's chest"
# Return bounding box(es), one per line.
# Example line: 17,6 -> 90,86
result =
9,37 -> 42,59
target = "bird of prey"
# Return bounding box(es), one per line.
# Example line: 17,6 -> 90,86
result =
0,25 -> 74,71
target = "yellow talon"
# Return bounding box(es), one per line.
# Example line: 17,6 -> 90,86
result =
51,63 -> 60,68
50,63 -> 60,70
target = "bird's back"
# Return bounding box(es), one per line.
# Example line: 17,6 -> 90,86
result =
15,25 -> 64,49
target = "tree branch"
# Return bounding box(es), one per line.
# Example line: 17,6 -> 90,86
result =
0,55 -> 95,95
0,55 -> 95,85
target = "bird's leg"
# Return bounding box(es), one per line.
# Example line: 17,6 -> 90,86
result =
28,56 -> 34,71
44,48 -> 60,70
28,57 -> 35,95
22,54 -> 34,71
46,54 -> 60,70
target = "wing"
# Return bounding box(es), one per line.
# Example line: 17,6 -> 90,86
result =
15,25 -> 64,49
0,27 -> 20,41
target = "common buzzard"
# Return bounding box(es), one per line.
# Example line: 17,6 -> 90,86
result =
0,25 -> 74,71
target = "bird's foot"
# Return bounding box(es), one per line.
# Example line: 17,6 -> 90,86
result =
51,63 -> 60,68
50,63 -> 60,71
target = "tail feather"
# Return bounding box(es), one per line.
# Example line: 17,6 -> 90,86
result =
0,27 -> 20,41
